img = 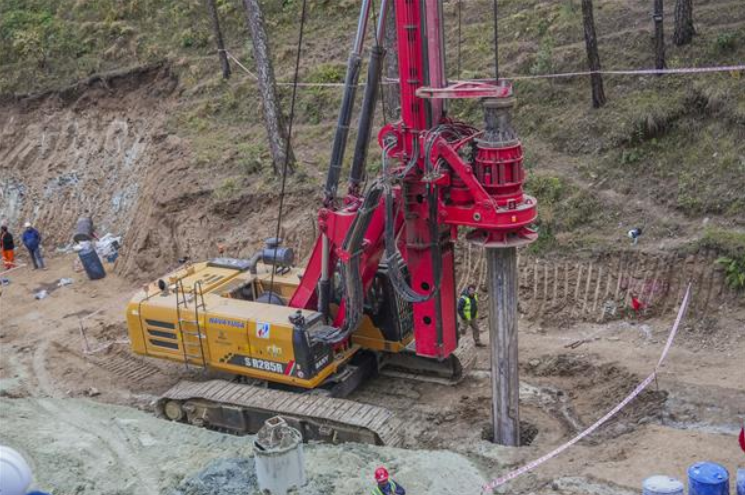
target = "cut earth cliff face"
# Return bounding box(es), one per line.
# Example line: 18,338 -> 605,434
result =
0,63 -> 321,281
0,65 -> 178,265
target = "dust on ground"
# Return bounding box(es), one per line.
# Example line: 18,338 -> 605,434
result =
1,254 -> 743,494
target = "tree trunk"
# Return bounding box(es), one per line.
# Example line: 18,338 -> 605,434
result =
383,0 -> 400,121
206,0 -> 231,79
673,0 -> 694,46
581,0 -> 606,108
242,0 -> 295,174
653,0 -> 666,72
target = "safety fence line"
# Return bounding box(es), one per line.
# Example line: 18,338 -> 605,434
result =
482,284 -> 692,493
223,49 -> 743,88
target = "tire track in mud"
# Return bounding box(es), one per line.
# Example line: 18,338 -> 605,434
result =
30,339 -> 161,495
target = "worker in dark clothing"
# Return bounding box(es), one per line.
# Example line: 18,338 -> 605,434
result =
22,222 -> 45,270
628,227 -> 642,246
458,284 -> 484,347
372,467 -> 405,495
1,225 -> 16,270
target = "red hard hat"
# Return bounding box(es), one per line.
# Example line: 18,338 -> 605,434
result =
375,467 -> 389,483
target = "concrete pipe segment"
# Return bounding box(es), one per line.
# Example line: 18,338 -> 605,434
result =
254,417 -> 306,495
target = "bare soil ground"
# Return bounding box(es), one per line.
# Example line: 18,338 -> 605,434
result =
1,253 -> 742,494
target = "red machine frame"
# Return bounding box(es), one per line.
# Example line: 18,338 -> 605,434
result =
288,0 -> 537,360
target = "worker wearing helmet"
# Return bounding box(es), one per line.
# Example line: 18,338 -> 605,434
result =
458,284 -> 485,347
0,445 -> 50,495
372,466 -> 406,495
0,445 -> 32,495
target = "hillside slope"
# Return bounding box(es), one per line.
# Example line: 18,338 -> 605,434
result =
1,0 -> 743,279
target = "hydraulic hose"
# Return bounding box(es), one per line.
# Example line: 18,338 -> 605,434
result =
323,0 -> 373,206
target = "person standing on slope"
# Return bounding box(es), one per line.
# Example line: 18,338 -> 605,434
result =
22,222 -> 45,270
458,284 -> 485,347
1,225 -> 16,270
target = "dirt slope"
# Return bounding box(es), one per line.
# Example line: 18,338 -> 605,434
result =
0,64 -> 319,281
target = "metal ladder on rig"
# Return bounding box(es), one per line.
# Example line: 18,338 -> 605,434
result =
175,279 -> 208,369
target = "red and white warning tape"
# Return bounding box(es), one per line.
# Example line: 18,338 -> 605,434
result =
482,285 -> 692,493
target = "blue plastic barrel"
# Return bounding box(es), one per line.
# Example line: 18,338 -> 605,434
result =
643,475 -> 684,495
736,469 -> 745,495
79,247 -> 106,280
688,462 -> 729,495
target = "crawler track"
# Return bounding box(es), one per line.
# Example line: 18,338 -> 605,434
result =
379,338 -> 476,385
157,379 -> 404,446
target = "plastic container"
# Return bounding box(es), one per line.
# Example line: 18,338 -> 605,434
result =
643,475 -> 684,495
688,462 -> 729,495
736,469 -> 745,495
78,246 -> 106,280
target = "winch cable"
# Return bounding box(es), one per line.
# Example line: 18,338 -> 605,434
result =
457,0 -> 462,79
268,0 -> 309,298
492,0 -> 499,81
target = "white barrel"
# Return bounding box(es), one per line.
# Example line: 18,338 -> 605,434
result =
643,475 -> 684,495
254,417 -> 305,495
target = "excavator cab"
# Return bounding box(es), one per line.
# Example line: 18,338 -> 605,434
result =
126,244 -> 417,394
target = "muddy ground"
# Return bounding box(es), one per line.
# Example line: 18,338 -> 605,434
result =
1,253 -> 742,494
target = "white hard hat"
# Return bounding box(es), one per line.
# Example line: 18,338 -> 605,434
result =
24,222 -> 31,228
0,445 -> 32,495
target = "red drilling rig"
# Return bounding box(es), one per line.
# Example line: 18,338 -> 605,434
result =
133,0 -> 536,447
295,0 -> 537,444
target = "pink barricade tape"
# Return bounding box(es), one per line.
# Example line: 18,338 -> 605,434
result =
482,285 -> 692,492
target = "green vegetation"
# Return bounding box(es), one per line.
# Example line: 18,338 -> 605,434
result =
1,0 -> 743,254
713,32 -> 737,53
524,173 -> 603,253
213,177 -> 240,199
717,255 -> 745,290
236,142 -> 270,176
697,228 -> 745,258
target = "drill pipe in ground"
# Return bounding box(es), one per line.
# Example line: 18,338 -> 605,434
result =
486,246 -> 520,446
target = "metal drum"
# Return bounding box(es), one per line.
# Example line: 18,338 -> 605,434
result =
73,217 -> 95,243
688,462 -> 729,495
642,475 -> 684,495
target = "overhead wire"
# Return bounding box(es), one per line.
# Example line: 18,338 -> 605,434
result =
492,0 -> 499,80
267,0 -> 309,298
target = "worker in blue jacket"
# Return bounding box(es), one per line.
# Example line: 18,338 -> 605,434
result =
21,222 -> 45,270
